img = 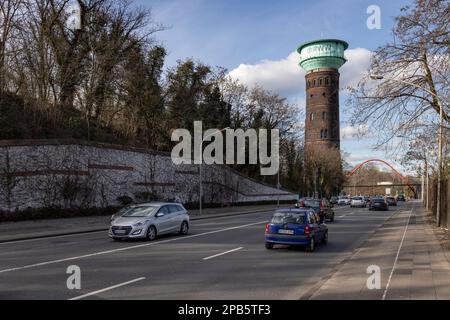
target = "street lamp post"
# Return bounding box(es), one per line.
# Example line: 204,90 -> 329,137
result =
426,158 -> 429,209
421,163 -> 425,202
437,100 -> 443,226
371,74 -> 445,225
277,170 -> 280,207
198,127 -> 230,215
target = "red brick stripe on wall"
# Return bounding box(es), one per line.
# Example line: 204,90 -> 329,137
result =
88,164 -> 134,171
0,170 -> 89,177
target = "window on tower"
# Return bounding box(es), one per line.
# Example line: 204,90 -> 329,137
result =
322,112 -> 326,120
310,113 -> 314,121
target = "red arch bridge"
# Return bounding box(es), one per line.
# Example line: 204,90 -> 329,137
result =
344,159 -> 418,197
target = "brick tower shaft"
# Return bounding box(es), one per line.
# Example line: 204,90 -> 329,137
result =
304,68 -> 340,153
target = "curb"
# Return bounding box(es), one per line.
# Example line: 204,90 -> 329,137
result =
0,208 -> 275,243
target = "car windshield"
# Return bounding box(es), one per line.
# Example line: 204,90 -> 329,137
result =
387,197 -> 395,200
121,206 -> 158,217
304,199 -> 320,207
352,197 -> 362,200
271,212 -> 306,225
373,198 -> 385,203
116,205 -> 134,216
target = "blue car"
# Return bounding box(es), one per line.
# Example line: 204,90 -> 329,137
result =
265,209 -> 328,252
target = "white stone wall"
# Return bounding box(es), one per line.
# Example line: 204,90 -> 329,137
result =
0,141 -> 297,211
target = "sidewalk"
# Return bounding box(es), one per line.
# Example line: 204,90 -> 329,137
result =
304,201 -> 450,300
0,204 -> 280,243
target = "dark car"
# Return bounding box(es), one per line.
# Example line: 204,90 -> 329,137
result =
299,198 -> 335,222
369,198 -> 388,211
397,194 -> 406,202
385,196 -> 397,206
265,209 -> 328,252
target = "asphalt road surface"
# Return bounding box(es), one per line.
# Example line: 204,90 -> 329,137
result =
0,203 -> 411,300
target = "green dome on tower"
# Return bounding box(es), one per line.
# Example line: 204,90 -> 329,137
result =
297,39 -> 348,73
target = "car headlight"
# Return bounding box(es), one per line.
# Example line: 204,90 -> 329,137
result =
133,221 -> 145,227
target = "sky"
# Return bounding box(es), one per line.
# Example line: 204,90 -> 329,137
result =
135,0 -> 414,174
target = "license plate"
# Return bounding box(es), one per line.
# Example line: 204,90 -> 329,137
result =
114,230 -> 126,234
278,229 -> 294,235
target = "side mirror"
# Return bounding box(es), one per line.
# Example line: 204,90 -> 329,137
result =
156,212 -> 165,218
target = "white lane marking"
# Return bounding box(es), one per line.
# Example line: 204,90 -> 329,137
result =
202,247 -> 243,261
331,231 -> 373,234
382,209 -> 412,300
0,221 -> 267,274
68,277 -> 145,300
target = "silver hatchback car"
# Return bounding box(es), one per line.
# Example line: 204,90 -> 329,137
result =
109,202 -> 189,241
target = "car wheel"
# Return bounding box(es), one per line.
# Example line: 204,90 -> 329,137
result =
146,225 -> 157,241
322,232 -> 328,245
306,237 -> 315,252
179,221 -> 189,235
265,242 -> 274,249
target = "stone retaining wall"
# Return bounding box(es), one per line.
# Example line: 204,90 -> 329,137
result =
0,140 -> 297,211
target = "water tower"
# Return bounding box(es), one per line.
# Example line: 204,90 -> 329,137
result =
297,39 -> 348,153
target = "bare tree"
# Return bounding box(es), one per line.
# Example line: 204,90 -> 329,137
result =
79,0 -> 163,126
347,0 -> 449,148
219,76 -> 250,128
304,146 -> 344,197
0,0 -> 23,95
248,86 -> 298,136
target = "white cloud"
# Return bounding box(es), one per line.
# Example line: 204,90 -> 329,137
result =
228,48 -> 373,98
228,52 -> 303,97
340,48 -> 373,90
341,124 -> 371,140
345,153 -> 371,163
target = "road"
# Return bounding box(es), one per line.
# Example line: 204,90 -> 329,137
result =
0,203 -> 412,300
